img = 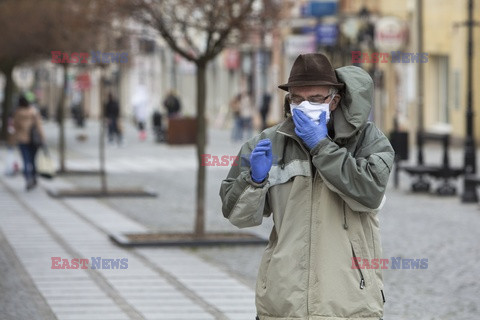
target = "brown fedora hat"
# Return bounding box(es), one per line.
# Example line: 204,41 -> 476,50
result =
278,53 -> 344,91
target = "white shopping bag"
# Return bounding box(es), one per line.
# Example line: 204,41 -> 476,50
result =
4,148 -> 20,176
37,147 -> 55,179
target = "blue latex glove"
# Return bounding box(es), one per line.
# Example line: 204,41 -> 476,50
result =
250,139 -> 273,183
292,109 -> 328,149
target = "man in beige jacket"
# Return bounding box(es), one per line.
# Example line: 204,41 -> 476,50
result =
220,53 -> 394,320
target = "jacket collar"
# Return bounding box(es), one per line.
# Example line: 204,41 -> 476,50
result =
276,116 -> 296,138
276,117 -> 312,159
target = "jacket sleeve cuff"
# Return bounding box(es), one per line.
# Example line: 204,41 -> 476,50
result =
245,171 -> 269,188
310,137 -> 333,156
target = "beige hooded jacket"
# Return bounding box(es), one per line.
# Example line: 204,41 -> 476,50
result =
220,66 -> 394,320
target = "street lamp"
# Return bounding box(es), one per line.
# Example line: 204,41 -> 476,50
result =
461,0 -> 478,203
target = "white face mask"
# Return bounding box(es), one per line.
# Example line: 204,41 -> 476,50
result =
290,95 -> 334,124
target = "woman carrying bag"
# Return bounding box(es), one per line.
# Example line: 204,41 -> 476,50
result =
13,95 -> 46,190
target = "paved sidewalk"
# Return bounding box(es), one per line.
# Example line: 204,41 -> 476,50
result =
0,172 -> 255,320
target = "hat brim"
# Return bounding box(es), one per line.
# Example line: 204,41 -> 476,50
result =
278,80 -> 345,92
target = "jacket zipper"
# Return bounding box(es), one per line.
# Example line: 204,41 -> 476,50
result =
343,202 -> 348,229
306,167 -> 316,313
351,244 -> 366,290
283,132 -> 318,313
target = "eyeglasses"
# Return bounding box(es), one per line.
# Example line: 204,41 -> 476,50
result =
287,93 -> 333,106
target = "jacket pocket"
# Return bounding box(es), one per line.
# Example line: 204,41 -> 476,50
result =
351,239 -> 385,311
350,241 -> 366,290
257,240 -> 275,291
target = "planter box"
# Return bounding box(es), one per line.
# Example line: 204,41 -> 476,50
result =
167,117 -> 197,144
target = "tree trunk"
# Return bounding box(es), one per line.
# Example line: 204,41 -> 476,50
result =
0,63 -> 15,141
194,62 -> 207,236
58,63 -> 68,172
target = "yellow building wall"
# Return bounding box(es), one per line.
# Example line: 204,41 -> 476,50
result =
340,0 -> 480,143
421,0 -> 480,142
373,0 -> 480,143
441,0 -> 480,142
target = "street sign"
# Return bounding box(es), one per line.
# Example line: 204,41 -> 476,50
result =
285,34 -> 316,56
75,73 -> 91,90
224,49 -> 240,70
375,17 -> 408,52
316,23 -> 338,46
13,67 -> 34,89
302,0 -> 338,18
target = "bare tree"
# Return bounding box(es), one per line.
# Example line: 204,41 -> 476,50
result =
0,0 -> 57,140
0,0 -> 121,168
127,0 -> 286,235
45,0 -> 121,173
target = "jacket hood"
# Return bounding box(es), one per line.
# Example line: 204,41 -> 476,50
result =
332,66 -> 374,141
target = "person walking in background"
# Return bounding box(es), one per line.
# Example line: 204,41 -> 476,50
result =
13,95 -> 45,190
71,90 -> 85,128
104,93 -> 122,146
134,103 -> 147,141
230,93 -> 242,142
132,85 -> 149,141
230,91 -> 254,142
163,89 -> 182,118
220,53 -> 394,320
260,93 -> 271,130
151,107 -> 166,142
238,91 -> 254,141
